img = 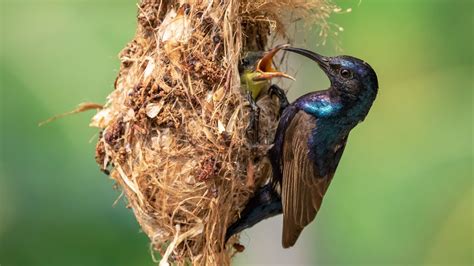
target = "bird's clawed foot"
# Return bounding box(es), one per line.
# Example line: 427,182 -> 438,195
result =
268,84 -> 289,116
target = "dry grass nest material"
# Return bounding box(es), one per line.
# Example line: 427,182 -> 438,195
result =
90,0 -> 342,265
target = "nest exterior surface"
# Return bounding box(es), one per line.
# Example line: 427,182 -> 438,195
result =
91,0 -> 340,265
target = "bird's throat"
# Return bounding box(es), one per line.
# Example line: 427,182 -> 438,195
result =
241,71 -> 270,99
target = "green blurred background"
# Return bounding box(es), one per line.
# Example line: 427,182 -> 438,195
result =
0,0 -> 472,265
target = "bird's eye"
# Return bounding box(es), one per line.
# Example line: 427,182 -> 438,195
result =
242,58 -> 249,66
340,69 -> 352,79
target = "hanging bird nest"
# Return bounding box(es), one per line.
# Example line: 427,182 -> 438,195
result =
90,0 -> 342,265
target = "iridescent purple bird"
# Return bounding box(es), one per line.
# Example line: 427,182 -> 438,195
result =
226,47 -> 379,248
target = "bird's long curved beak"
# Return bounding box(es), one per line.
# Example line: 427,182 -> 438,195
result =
254,44 -> 295,81
282,47 -> 330,73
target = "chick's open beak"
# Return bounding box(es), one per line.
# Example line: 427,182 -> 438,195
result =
253,44 -> 295,81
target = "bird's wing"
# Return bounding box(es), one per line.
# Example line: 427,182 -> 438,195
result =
281,111 -> 346,248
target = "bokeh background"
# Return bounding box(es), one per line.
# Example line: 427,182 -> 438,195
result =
1,0 -> 472,265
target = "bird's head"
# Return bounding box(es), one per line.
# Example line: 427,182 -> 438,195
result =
239,45 -> 294,99
238,51 -> 262,74
239,44 -> 295,80
283,47 -> 378,102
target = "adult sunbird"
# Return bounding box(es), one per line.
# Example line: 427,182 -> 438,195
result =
226,47 -> 379,248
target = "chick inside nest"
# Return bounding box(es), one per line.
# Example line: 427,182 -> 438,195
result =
90,0 -> 342,265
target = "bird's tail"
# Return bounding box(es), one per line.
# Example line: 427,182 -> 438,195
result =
225,183 -> 282,242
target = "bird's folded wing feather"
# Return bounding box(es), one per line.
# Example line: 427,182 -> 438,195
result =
281,111 -> 336,248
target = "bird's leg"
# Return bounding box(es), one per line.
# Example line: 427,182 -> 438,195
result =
246,92 -> 260,144
268,84 -> 289,116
